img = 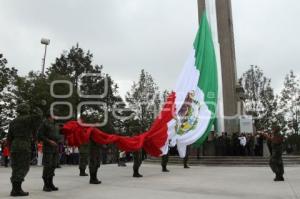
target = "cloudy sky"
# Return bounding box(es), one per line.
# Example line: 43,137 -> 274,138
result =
1,0 -> 299,97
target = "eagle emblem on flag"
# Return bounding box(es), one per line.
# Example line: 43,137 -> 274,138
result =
175,91 -> 201,135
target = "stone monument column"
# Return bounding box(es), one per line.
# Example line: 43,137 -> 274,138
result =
198,0 -> 239,133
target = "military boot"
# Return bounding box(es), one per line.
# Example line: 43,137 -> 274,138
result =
80,169 -> 88,176
49,177 -> 59,191
42,177 -> 52,192
184,164 -> 190,169
18,182 -> 29,196
10,182 -> 29,197
162,166 -> 170,172
274,174 -> 284,181
279,175 -> 285,181
133,169 -> 143,177
89,170 -> 101,184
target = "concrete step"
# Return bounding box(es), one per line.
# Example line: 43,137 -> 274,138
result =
144,156 -> 300,166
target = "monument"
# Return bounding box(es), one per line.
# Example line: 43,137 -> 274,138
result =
198,0 -> 240,133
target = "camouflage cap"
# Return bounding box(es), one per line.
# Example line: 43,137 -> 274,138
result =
16,103 -> 30,115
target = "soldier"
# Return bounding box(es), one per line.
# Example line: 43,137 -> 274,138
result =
7,104 -> 42,197
133,150 -> 143,177
161,142 -> 171,172
161,154 -> 169,172
129,122 -> 143,178
183,145 -> 191,169
88,139 -> 102,184
38,111 -> 61,192
79,143 -> 89,176
265,126 -> 285,181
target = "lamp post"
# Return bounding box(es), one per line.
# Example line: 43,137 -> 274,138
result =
41,38 -> 50,75
295,96 -> 299,134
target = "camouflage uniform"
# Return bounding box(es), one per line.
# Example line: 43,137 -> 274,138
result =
79,143 -> 89,176
88,139 -> 102,184
38,118 -> 61,191
269,129 -> 284,181
129,122 -> 143,178
7,104 -> 42,197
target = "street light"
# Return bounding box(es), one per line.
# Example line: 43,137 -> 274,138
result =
294,95 -> 300,134
41,38 -> 50,75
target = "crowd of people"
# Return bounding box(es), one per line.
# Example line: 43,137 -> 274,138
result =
209,132 -> 266,156
204,130 -> 300,157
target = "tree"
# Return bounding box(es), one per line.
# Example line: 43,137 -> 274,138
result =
279,70 -> 300,133
47,44 -> 123,133
125,69 -> 161,132
0,53 -> 18,129
14,71 -> 51,115
239,65 -> 279,131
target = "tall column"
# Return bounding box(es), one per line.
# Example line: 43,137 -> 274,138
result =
215,0 -> 238,133
198,0 -> 238,133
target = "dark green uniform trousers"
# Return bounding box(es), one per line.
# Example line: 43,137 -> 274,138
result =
89,144 -> 101,174
133,150 -> 143,176
79,153 -> 89,170
269,144 -> 284,178
161,154 -> 169,169
10,152 -> 31,182
269,158 -> 284,177
42,152 -> 58,178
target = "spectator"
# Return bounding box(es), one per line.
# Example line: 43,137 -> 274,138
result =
72,147 -> 79,165
37,142 -> 43,166
3,141 -> 10,167
65,146 -> 72,164
245,134 -> 255,156
0,141 -> 3,165
118,150 -> 127,167
238,133 -> 247,155
231,133 -> 240,156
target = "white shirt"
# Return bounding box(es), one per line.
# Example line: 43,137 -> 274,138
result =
239,136 -> 247,147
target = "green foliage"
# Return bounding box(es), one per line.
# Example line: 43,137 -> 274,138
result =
125,69 -> 161,132
14,71 -> 51,114
0,54 -> 18,127
239,65 -> 280,130
279,70 -> 300,133
47,44 -> 124,133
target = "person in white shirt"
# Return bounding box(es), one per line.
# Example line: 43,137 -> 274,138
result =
238,134 -> 247,155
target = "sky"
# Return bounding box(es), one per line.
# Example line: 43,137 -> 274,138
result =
1,0 -> 300,97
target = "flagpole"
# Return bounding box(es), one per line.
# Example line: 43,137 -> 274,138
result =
204,0 -> 225,134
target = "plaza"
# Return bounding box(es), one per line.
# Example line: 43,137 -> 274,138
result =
0,164 -> 299,199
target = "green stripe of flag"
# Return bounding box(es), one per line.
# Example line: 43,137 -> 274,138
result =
193,11 -> 218,146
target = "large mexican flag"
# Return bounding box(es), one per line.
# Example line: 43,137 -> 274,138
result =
62,11 -> 218,158
160,11 -> 219,157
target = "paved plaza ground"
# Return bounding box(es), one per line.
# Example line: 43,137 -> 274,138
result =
0,163 -> 299,199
